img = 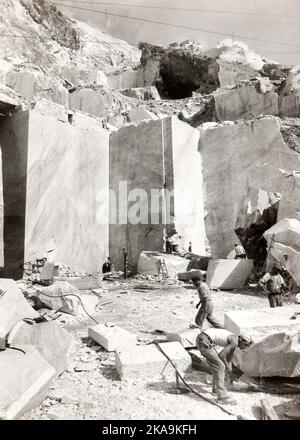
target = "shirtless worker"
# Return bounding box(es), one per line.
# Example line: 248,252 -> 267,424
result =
196,328 -> 253,403
191,274 -> 223,329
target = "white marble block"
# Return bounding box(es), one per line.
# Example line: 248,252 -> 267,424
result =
0,345 -> 55,420
88,324 -> 137,351
206,259 -> 254,289
0,278 -> 38,350
225,305 -> 300,341
115,341 -> 191,379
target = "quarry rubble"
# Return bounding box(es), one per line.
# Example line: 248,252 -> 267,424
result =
0,0 -> 300,421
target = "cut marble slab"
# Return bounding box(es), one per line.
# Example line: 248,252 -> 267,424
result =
206,259 -> 254,289
0,278 -> 38,350
88,324 -> 137,351
225,305 -> 300,341
137,251 -> 189,277
115,341 -> 191,379
0,345 -> 55,420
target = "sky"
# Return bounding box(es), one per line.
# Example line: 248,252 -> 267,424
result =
54,0 -> 300,66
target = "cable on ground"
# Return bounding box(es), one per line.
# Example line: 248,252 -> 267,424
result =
20,287 -> 100,325
154,341 -> 236,417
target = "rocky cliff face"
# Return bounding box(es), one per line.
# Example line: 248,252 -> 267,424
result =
20,0 -> 80,49
0,0 -> 140,85
198,116 -> 300,260
1,1 -> 300,281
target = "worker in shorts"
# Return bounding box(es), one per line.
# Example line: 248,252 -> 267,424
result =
191,274 -> 223,329
259,266 -> 286,308
196,328 -> 253,404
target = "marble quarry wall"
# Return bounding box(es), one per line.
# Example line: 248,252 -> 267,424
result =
25,110 -> 109,273
0,145 -> 3,267
109,119 -> 166,271
217,60 -> 260,88
171,117 -> 208,254
4,70 -> 69,108
0,111 -> 30,278
106,68 -> 144,90
279,94 -> 300,118
0,108 -> 109,278
198,116 -> 300,259
69,87 -> 109,119
109,116 -> 207,271
214,79 -> 279,121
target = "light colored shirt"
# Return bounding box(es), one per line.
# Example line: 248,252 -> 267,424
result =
203,328 -> 235,347
198,282 -> 212,301
259,273 -> 285,294
235,245 -> 246,256
260,273 -> 284,285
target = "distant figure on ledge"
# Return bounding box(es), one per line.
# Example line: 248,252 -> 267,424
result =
165,237 -> 172,254
102,257 -> 112,274
234,243 -> 246,259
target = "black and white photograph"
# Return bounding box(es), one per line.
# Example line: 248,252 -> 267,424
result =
0,0 -> 300,424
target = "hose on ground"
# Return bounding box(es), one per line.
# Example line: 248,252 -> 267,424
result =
20,288 -> 99,325
154,341 -> 236,417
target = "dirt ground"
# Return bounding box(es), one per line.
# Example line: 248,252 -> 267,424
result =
21,278 -> 300,420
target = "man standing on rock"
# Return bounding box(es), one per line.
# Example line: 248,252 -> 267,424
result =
196,328 -> 253,404
259,266 -> 286,308
234,243 -> 247,259
191,274 -> 223,329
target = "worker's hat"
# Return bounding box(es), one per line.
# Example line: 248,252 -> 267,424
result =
238,333 -> 253,345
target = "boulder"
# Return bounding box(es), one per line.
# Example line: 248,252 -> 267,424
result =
264,218 -> 300,286
76,294 -> 99,319
206,259 -> 254,289
115,341 -> 191,379
0,279 -> 38,350
31,281 -> 82,315
264,218 -> 300,250
233,332 -> 300,377
7,321 -> 80,376
0,345 -> 55,420
137,251 -> 189,277
225,305 -> 300,342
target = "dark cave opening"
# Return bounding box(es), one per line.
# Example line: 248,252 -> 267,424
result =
235,198 -> 281,273
157,51 -> 220,100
